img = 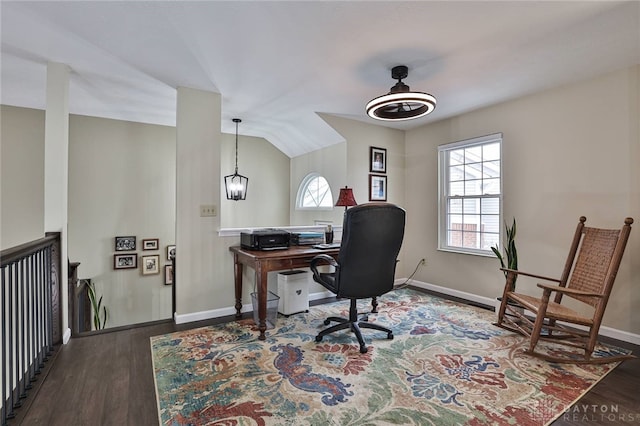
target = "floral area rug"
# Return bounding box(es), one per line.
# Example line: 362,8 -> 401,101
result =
150,288 -> 628,425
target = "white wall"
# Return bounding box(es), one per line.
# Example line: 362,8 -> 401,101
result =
68,114 -> 176,328
1,106 -> 45,249
404,65 -> 640,334
220,132 -> 290,228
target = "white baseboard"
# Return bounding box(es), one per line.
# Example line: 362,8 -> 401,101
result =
174,290 -> 335,325
62,327 -> 72,344
401,278 -> 640,346
174,279 -> 639,346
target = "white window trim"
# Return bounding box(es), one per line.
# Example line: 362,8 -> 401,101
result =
295,173 -> 334,211
437,133 -> 503,257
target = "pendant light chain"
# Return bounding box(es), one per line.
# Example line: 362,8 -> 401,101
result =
234,118 -> 240,174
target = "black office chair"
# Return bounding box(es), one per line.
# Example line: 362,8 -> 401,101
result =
310,203 -> 406,353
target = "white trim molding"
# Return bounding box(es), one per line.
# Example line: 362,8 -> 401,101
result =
174,290 -> 334,325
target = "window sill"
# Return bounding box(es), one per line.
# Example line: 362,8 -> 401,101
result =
437,247 -> 495,258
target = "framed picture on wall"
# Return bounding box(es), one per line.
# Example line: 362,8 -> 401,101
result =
166,245 -> 176,261
114,253 -> 137,270
164,264 -> 174,285
142,255 -> 160,275
142,238 -> 159,250
369,174 -> 387,201
115,236 -> 136,251
370,146 -> 387,173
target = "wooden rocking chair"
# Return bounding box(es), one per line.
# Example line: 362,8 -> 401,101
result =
495,216 -> 634,364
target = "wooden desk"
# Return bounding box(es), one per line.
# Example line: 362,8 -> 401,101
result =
229,245 -> 339,340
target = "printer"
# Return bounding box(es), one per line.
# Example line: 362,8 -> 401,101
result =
240,229 -> 290,250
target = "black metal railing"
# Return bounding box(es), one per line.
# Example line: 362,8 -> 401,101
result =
1,233 -> 61,424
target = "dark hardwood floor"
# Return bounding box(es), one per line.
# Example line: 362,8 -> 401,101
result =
11,288 -> 640,426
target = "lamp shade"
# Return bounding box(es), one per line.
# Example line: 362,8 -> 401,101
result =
335,186 -> 357,209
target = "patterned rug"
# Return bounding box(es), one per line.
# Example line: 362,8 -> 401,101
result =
150,288 -> 629,425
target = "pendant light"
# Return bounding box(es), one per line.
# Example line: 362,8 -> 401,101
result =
366,65 -> 436,121
224,118 -> 249,201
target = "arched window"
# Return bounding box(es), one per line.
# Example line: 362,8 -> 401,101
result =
296,173 -> 333,209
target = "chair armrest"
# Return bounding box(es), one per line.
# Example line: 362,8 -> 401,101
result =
536,282 -> 603,298
310,254 -> 338,288
500,268 -> 561,283
310,254 -> 338,270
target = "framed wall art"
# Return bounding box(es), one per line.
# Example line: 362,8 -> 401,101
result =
369,146 -> 387,173
164,264 -> 174,285
115,236 -> 136,251
166,245 -> 176,261
142,238 -> 159,250
142,255 -> 160,275
114,253 -> 137,270
369,174 -> 387,201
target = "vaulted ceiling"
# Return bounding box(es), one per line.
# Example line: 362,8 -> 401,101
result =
2,1 -> 638,157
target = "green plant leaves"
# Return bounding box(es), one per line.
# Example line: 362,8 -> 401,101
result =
491,218 -> 518,289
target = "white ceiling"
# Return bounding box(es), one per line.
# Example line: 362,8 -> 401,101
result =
1,1 -> 638,158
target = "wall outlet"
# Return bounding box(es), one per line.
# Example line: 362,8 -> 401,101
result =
420,258 -> 426,266
200,204 -> 217,217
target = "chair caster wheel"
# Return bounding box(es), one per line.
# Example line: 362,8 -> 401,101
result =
359,346 -> 368,354
324,319 -> 331,325
315,335 -> 323,342
387,333 -> 393,340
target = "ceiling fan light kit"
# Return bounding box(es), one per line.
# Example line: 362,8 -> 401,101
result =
366,65 -> 436,121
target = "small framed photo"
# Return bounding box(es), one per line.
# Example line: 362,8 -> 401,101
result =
369,174 -> 387,201
114,253 -> 137,270
164,264 -> 174,285
370,146 -> 387,173
115,236 -> 136,251
166,245 -> 176,261
141,255 -> 160,275
142,238 -> 159,251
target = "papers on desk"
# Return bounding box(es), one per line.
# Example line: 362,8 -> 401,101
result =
313,243 -> 341,249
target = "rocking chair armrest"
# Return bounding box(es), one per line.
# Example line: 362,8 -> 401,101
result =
536,282 -> 604,298
500,268 -> 561,283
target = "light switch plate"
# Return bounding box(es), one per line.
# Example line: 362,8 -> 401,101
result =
200,204 -> 217,217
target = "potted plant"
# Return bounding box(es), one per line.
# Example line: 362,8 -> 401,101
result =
86,280 -> 108,330
491,218 -> 521,315
491,217 -> 518,289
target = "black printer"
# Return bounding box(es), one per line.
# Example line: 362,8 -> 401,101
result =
240,229 -> 290,250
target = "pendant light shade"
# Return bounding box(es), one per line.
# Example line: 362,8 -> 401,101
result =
224,118 -> 249,201
366,65 -> 436,121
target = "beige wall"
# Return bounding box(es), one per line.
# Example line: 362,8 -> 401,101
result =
3,66 -> 638,338
290,140 -> 347,227
405,65 -> 639,334
68,114 -> 176,328
220,133 -> 290,228
1,106 -> 45,249
321,114 -> 408,275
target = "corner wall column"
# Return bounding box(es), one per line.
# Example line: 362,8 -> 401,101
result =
44,62 -> 70,342
175,88 -> 222,320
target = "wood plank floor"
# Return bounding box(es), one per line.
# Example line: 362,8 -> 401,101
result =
11,289 -> 640,426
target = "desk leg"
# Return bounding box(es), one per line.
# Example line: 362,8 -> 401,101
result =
233,253 -> 243,318
256,263 -> 269,341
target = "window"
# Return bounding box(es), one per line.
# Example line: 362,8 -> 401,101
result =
296,173 -> 334,209
438,133 -> 502,255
